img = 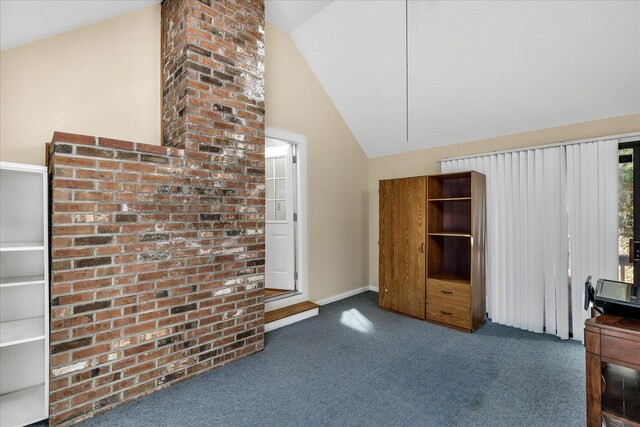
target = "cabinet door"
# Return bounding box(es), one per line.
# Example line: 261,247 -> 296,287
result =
379,177 -> 426,319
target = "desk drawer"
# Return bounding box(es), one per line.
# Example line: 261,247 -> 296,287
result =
601,334 -> 640,365
427,280 -> 470,308
426,302 -> 470,330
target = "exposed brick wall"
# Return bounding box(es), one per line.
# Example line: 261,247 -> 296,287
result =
48,0 -> 266,424
48,132 -> 265,424
162,0 -> 265,151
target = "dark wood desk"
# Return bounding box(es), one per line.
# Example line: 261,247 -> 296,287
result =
585,315 -> 640,427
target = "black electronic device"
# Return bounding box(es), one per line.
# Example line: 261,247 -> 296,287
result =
584,276 -> 640,320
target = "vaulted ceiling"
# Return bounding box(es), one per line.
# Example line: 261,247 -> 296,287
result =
267,1 -> 640,158
0,0 -> 159,51
265,0 -> 333,33
2,1 -> 638,158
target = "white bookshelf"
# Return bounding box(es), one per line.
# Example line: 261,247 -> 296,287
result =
0,162 -> 49,427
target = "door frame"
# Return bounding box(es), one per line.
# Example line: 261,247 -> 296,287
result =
619,139 -> 640,284
264,128 -> 309,311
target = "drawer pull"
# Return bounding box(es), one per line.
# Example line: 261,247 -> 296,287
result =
441,290 -> 453,295
440,311 -> 453,316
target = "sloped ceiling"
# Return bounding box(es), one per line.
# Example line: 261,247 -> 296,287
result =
265,0 -> 333,33
267,1 -> 640,158
0,0 -> 159,51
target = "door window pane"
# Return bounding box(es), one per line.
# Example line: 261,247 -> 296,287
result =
275,157 -> 286,178
266,200 -> 275,222
266,158 -> 274,179
266,180 -> 275,199
275,200 -> 286,221
275,179 -> 286,199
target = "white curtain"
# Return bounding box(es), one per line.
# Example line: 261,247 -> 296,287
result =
441,139 -> 618,340
566,141 -> 619,341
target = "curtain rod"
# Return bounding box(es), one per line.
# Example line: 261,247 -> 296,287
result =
439,131 -> 640,162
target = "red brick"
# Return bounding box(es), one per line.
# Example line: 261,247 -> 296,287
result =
55,156 -> 96,168
53,247 -> 93,258
52,131 -> 96,146
99,137 -> 135,151
72,343 -> 111,361
136,144 -> 171,155
53,225 -> 95,236
54,179 -> 95,190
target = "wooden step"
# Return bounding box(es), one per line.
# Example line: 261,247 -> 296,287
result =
265,301 -> 318,323
265,301 -> 319,331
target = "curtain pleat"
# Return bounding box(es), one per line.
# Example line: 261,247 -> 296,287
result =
496,155 -> 507,322
558,147 -> 569,338
565,140 -> 618,341
532,149 -> 545,333
488,155 -> 499,318
441,139 -> 618,340
542,148 -> 558,335
505,154 -> 515,325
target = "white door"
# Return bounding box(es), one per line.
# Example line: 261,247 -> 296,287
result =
265,140 -> 296,291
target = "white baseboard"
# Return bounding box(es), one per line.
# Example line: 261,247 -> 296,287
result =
313,285 -> 371,306
368,285 -> 378,293
265,307 -> 318,332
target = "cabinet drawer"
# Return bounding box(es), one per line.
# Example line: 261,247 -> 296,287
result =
426,302 -> 470,330
427,280 -> 470,308
601,334 -> 640,365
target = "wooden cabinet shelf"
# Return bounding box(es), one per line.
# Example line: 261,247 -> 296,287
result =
428,196 -> 471,235
427,173 -> 472,199
428,197 -> 471,202
427,272 -> 470,285
379,171 -> 486,332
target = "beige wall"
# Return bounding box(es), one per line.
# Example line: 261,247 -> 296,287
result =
265,23 -> 370,301
0,5 -> 161,166
368,113 -> 640,288
0,10 -> 369,303
3,7 -> 637,304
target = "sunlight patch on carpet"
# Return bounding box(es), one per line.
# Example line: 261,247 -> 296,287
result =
340,308 -> 374,334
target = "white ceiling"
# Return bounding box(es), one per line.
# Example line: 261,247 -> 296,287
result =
265,0 -> 333,33
0,0 -> 159,51
277,0 -> 640,158
2,1 -> 638,158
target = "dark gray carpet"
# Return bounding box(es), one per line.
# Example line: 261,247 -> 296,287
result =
80,291 -> 585,427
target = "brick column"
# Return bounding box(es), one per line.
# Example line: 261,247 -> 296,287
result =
48,0 -> 266,424
162,0 -> 265,151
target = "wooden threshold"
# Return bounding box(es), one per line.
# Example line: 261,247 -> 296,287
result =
265,301 -> 319,324
265,288 -> 291,298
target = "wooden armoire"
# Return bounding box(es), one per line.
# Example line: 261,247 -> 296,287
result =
379,171 -> 486,332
